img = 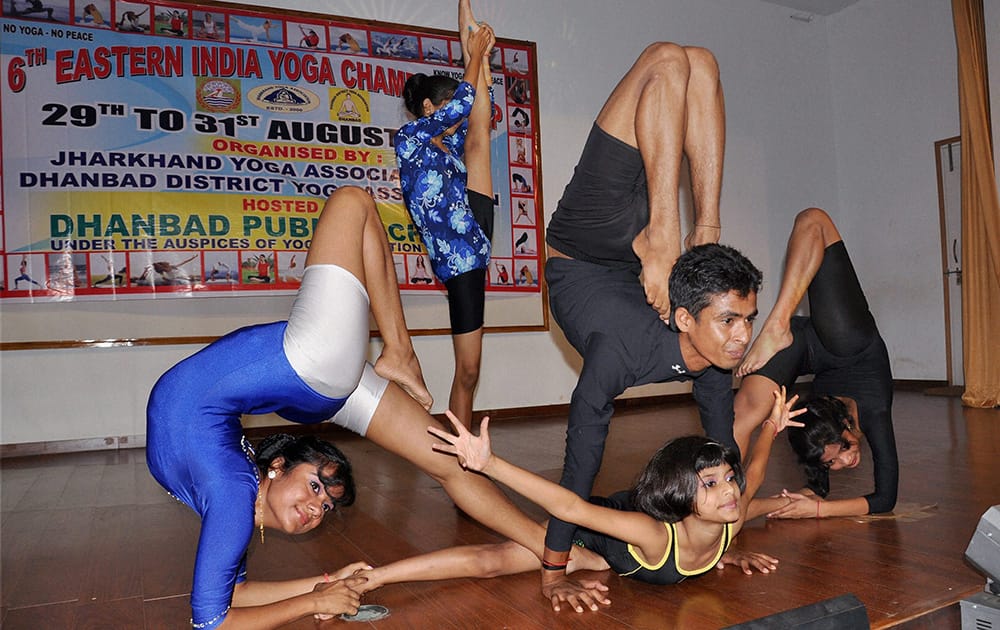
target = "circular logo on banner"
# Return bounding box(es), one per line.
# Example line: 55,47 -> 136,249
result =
197,79 -> 242,113
248,85 -> 321,113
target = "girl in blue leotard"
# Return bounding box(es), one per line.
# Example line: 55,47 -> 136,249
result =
146,186 -> 435,628
147,187 -> 575,629
395,2 -> 496,429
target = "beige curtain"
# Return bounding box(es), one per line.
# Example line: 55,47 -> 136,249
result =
953,0 -> 1000,407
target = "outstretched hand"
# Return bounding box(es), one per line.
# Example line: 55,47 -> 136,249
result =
717,550 -> 779,575
428,411 -> 494,473
766,386 -> 806,435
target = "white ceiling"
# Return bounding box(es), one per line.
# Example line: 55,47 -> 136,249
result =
759,0 -> 862,16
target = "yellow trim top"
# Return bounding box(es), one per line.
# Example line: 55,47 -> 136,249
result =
625,521 -> 733,576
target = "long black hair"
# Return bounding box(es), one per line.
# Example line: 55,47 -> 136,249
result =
255,434 -> 356,507
786,396 -> 854,497
630,436 -> 745,522
402,72 -> 459,118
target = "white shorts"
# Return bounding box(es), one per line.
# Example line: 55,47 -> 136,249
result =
283,264 -> 389,436
331,362 -> 389,436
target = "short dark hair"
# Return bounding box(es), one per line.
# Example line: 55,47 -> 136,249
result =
786,396 -> 853,497
256,434 -> 356,507
402,73 -> 459,118
629,435 -> 745,522
669,243 -> 761,320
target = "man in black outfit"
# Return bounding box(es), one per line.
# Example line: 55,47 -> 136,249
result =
541,41 -> 762,612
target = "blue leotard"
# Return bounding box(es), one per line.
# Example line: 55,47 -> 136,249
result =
146,321 -> 348,629
395,81 -> 492,282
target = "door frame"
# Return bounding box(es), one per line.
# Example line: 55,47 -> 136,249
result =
934,136 -> 963,387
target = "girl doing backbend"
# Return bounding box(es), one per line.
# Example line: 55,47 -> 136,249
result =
734,207 -> 898,519
146,187 -> 595,629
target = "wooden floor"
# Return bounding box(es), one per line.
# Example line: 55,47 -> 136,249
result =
1,389 -> 996,629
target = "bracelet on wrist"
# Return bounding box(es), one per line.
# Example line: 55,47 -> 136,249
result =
762,419 -> 778,437
541,559 -> 569,571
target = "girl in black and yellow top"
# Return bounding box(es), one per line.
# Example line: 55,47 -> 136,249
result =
351,387 -> 802,607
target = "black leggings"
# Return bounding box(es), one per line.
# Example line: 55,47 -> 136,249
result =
445,268 -> 486,335
807,241 -> 877,357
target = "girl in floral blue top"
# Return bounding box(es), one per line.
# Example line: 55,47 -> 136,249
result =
396,3 -> 496,429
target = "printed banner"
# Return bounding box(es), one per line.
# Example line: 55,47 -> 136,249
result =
0,0 -> 543,302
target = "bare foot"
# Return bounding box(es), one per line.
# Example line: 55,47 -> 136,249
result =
375,351 -> 433,410
631,227 -> 675,318
458,0 -> 479,66
684,224 -> 721,250
568,545 -> 610,574
736,322 -> 793,377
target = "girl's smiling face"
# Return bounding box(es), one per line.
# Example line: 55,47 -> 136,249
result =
263,459 -> 342,535
822,430 -> 862,471
694,463 -> 742,522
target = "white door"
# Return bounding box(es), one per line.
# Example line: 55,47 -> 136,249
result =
935,138 -> 964,387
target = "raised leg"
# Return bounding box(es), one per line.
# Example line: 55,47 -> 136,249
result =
736,207 -> 841,377
451,0 -> 494,427
459,0 -> 493,198
595,42 -> 726,317
681,47 -> 725,250
307,187 -> 432,409
458,0 -> 477,66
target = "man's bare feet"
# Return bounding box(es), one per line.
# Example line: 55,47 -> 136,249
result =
631,226 -> 677,319
374,351 -> 433,410
684,224 -> 721,250
736,322 -> 793,377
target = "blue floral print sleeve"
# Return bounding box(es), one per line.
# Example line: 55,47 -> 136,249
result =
395,81 -> 492,283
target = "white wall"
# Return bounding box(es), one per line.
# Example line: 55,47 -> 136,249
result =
826,0 -> 958,379
0,0 -> 960,446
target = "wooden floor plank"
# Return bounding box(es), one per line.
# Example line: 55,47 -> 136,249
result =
0,390 -> 994,628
